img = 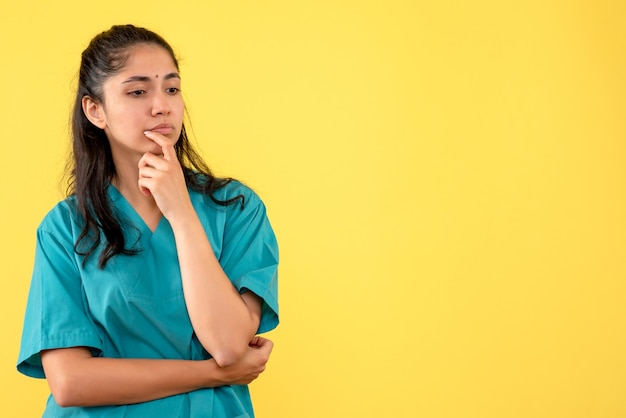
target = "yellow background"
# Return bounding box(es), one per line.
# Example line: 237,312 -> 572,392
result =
1,1 -> 625,417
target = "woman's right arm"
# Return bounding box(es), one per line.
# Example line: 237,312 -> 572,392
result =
40,336 -> 273,408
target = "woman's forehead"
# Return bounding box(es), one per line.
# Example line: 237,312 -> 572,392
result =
116,44 -> 178,75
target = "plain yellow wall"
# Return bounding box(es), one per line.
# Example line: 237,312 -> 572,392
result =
2,1 -> 625,417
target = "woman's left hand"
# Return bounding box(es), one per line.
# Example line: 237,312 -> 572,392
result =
138,130 -> 193,222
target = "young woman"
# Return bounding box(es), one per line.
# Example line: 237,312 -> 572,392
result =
17,24 -> 279,417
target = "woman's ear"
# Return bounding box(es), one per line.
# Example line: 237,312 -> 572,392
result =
82,96 -> 107,129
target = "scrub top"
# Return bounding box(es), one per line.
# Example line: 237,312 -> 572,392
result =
17,181 -> 279,418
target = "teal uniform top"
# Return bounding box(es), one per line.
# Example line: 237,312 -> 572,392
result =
17,181 -> 279,417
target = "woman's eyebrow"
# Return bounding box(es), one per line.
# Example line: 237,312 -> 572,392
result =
122,73 -> 180,83
122,75 -> 151,84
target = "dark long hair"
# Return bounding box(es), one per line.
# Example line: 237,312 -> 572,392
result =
68,24 -> 242,268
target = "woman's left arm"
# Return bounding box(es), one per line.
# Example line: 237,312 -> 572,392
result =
139,131 -> 262,368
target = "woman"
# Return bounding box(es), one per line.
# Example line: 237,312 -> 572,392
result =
17,24 -> 279,417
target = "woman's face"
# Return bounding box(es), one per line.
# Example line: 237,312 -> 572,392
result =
92,43 -> 184,160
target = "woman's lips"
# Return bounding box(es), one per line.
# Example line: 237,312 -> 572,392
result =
147,124 -> 174,134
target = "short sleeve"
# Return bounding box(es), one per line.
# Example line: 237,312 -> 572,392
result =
17,210 -> 103,378
219,187 -> 279,334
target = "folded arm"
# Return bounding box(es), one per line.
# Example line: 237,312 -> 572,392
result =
41,336 -> 272,407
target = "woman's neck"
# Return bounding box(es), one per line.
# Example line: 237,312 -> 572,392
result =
111,154 -> 163,231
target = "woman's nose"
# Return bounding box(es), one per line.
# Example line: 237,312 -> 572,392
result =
151,92 -> 171,116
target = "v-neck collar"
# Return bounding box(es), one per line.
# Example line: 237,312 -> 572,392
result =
107,184 -> 164,235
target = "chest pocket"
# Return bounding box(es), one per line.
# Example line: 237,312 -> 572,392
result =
77,228 -> 193,360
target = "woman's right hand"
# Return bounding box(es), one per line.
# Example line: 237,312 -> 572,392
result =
213,336 -> 274,385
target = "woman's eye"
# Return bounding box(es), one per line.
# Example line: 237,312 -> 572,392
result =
166,87 -> 180,94
129,90 -> 146,96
